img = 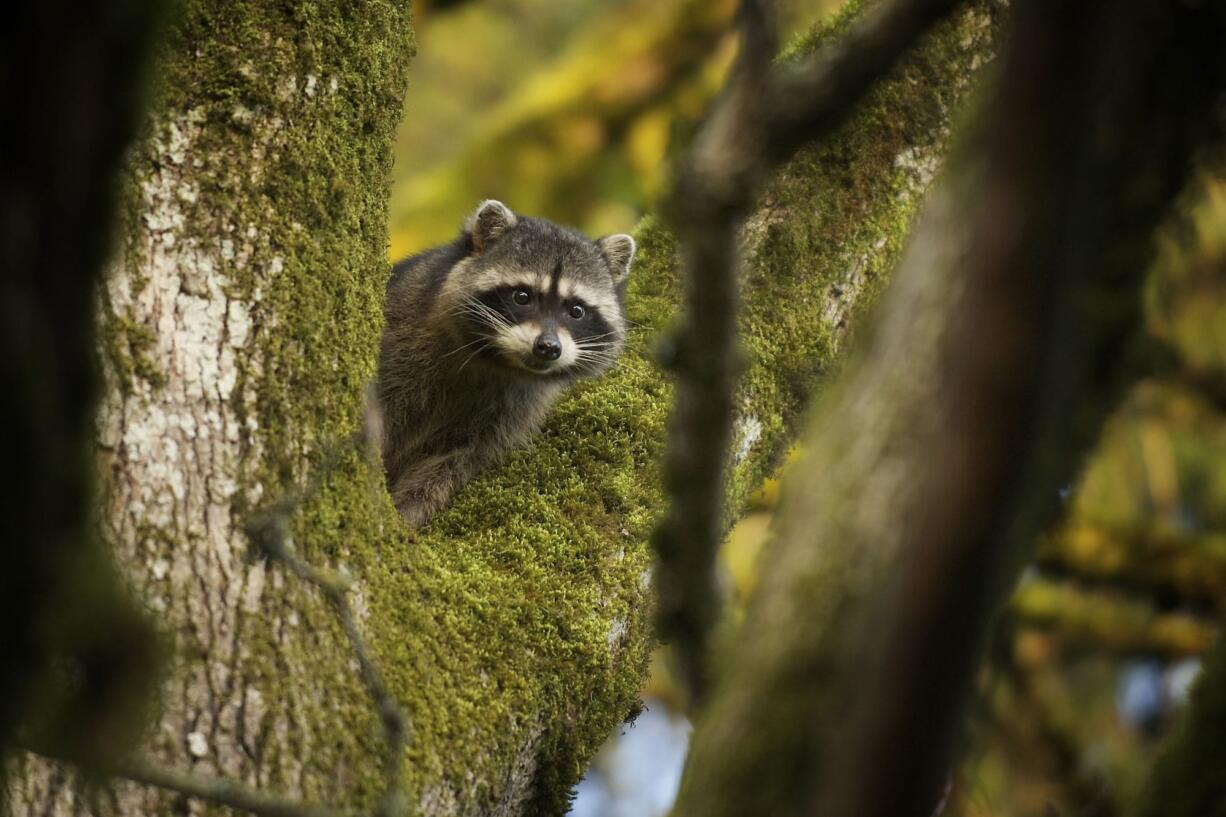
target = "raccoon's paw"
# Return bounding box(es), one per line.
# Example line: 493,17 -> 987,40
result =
390,474 -> 455,529
395,501 -> 431,529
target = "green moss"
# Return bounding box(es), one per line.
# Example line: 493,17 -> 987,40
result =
97,305 -> 165,392
104,0 -> 415,811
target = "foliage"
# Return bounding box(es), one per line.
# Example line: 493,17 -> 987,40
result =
387,0 -> 846,256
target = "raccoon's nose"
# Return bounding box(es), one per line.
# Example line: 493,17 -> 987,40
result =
533,332 -> 562,361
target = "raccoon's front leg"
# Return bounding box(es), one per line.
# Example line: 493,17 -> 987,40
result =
389,447 -> 481,528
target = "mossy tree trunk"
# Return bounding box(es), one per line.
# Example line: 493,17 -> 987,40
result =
13,1 -> 415,813
9,1 -> 997,816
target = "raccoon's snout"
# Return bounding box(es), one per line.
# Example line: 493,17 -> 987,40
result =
532,332 -> 562,361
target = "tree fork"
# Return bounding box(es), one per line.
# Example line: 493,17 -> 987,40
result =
10,1 -> 1001,814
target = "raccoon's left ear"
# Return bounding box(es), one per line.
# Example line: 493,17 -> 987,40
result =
597,234 -> 636,284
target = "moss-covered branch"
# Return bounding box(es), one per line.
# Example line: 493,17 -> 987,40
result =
365,1 -> 999,811
1038,524 -> 1226,615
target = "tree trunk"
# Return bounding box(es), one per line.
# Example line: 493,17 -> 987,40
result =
12,1 -> 415,813
9,0 -> 997,814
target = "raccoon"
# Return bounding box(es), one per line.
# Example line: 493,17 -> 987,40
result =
378,200 -> 635,527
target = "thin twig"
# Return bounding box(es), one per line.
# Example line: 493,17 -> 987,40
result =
655,0 -> 968,705
653,0 -> 777,706
243,518 -> 407,817
24,745 -> 351,817
25,429 -> 405,817
244,434 -> 407,817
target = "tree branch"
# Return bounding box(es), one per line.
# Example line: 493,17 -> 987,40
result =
764,0 -> 963,164
674,0 -> 1226,815
1011,578 -> 1216,659
23,747 -> 351,817
654,0 -> 778,705
1036,524 -> 1226,616
244,436 -> 407,817
656,0 -> 970,704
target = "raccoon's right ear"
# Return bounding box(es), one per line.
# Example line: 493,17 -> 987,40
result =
466,200 -> 518,254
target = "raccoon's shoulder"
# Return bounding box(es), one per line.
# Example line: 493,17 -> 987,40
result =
387,237 -> 468,311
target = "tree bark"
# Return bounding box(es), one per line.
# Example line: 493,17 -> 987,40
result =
9,0 -> 997,814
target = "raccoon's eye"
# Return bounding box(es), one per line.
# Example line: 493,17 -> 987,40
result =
568,304 -> 585,320
513,289 -> 531,306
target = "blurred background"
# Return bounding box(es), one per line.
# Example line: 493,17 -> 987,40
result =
393,2 -> 1226,815
391,0 -> 844,257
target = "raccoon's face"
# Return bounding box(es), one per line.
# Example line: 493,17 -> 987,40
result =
442,201 -> 634,379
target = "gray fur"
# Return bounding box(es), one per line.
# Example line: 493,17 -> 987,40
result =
378,200 -> 634,527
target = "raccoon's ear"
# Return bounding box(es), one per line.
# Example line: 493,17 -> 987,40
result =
597,234 -> 636,284
466,199 -> 518,253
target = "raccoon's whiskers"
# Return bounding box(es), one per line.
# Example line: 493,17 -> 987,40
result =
455,341 -> 490,374
440,335 -> 492,359
468,299 -> 509,326
576,331 -> 620,343
576,350 -> 619,362
450,298 -> 509,330
576,340 -> 619,351
574,348 -> 620,369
